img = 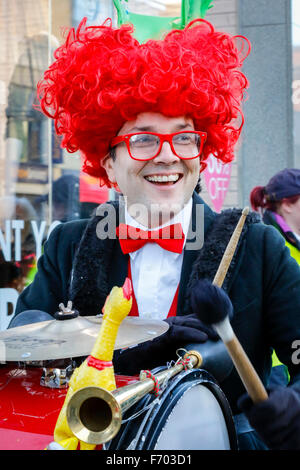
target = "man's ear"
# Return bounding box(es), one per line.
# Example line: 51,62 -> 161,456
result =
102,154 -> 117,184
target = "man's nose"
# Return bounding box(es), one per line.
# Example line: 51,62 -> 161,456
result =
152,141 -> 180,164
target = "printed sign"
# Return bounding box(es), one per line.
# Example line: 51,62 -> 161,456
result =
203,155 -> 232,213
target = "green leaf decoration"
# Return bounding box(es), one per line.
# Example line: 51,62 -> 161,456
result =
181,0 -> 214,27
112,0 -> 214,43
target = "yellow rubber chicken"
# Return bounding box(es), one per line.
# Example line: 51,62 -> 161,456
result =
52,278 -> 132,450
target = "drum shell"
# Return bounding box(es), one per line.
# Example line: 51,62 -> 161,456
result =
107,368 -> 238,451
0,364 -> 138,450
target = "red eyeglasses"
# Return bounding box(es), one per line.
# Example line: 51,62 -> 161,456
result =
110,131 -> 207,161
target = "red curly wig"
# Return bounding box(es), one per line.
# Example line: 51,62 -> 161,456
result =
37,17 -> 250,187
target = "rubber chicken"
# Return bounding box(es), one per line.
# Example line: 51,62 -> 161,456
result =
52,278 -> 132,450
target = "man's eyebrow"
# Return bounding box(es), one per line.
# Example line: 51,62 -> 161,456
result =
126,123 -> 193,133
127,126 -> 154,132
176,123 -> 193,130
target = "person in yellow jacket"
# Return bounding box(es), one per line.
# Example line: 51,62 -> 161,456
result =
250,168 -> 300,385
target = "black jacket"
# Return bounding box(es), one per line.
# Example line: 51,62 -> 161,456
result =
14,193 -> 300,413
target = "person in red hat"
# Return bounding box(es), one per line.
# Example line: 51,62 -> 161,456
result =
250,168 -> 300,264
10,18 -> 300,450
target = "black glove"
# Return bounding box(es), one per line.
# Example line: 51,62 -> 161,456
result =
113,313 -> 218,376
238,386 -> 300,450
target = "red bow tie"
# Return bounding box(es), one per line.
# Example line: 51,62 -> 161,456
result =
116,223 -> 185,254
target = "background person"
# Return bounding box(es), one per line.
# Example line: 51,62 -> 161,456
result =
35,174 -> 80,223
250,168 -> 300,386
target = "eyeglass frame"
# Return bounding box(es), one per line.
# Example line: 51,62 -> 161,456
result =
110,130 -> 207,161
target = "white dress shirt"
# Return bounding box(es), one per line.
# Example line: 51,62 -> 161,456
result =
125,199 -> 192,320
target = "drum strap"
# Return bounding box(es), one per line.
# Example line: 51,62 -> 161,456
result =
127,259 -> 179,318
233,412 -> 255,435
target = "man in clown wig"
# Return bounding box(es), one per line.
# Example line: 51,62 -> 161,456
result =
12,15 -> 300,450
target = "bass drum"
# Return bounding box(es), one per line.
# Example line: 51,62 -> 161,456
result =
106,368 -> 238,450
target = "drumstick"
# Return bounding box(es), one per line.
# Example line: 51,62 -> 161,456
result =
195,207 -> 268,404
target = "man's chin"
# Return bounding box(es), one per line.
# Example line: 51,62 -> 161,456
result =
147,200 -> 186,226
126,198 -> 185,227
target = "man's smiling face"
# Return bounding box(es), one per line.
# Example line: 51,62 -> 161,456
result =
103,112 -> 201,226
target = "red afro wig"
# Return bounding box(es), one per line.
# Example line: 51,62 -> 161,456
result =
37,17 -> 251,187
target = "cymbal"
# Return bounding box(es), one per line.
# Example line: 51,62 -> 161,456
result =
0,315 -> 169,362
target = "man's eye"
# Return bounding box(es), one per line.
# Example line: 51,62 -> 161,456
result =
174,134 -> 193,144
130,135 -> 157,146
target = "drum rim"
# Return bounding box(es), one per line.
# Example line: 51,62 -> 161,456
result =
108,368 -> 238,451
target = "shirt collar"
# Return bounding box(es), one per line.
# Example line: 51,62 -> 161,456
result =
124,198 -> 193,258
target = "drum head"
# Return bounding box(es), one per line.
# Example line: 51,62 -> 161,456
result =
154,383 -> 230,450
107,369 -> 237,450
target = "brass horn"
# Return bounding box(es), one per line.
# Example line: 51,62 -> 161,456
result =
66,350 -> 202,445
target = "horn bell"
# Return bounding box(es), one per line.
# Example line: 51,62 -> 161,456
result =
66,386 -> 122,445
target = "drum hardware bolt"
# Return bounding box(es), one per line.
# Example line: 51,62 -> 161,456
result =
54,301 -> 79,321
40,360 -> 76,389
59,300 -> 73,313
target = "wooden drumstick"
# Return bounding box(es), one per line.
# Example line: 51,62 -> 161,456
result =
197,207 -> 268,404
213,208 -> 250,288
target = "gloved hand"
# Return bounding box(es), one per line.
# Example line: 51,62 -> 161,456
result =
238,386 -> 300,450
113,313 -> 218,375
